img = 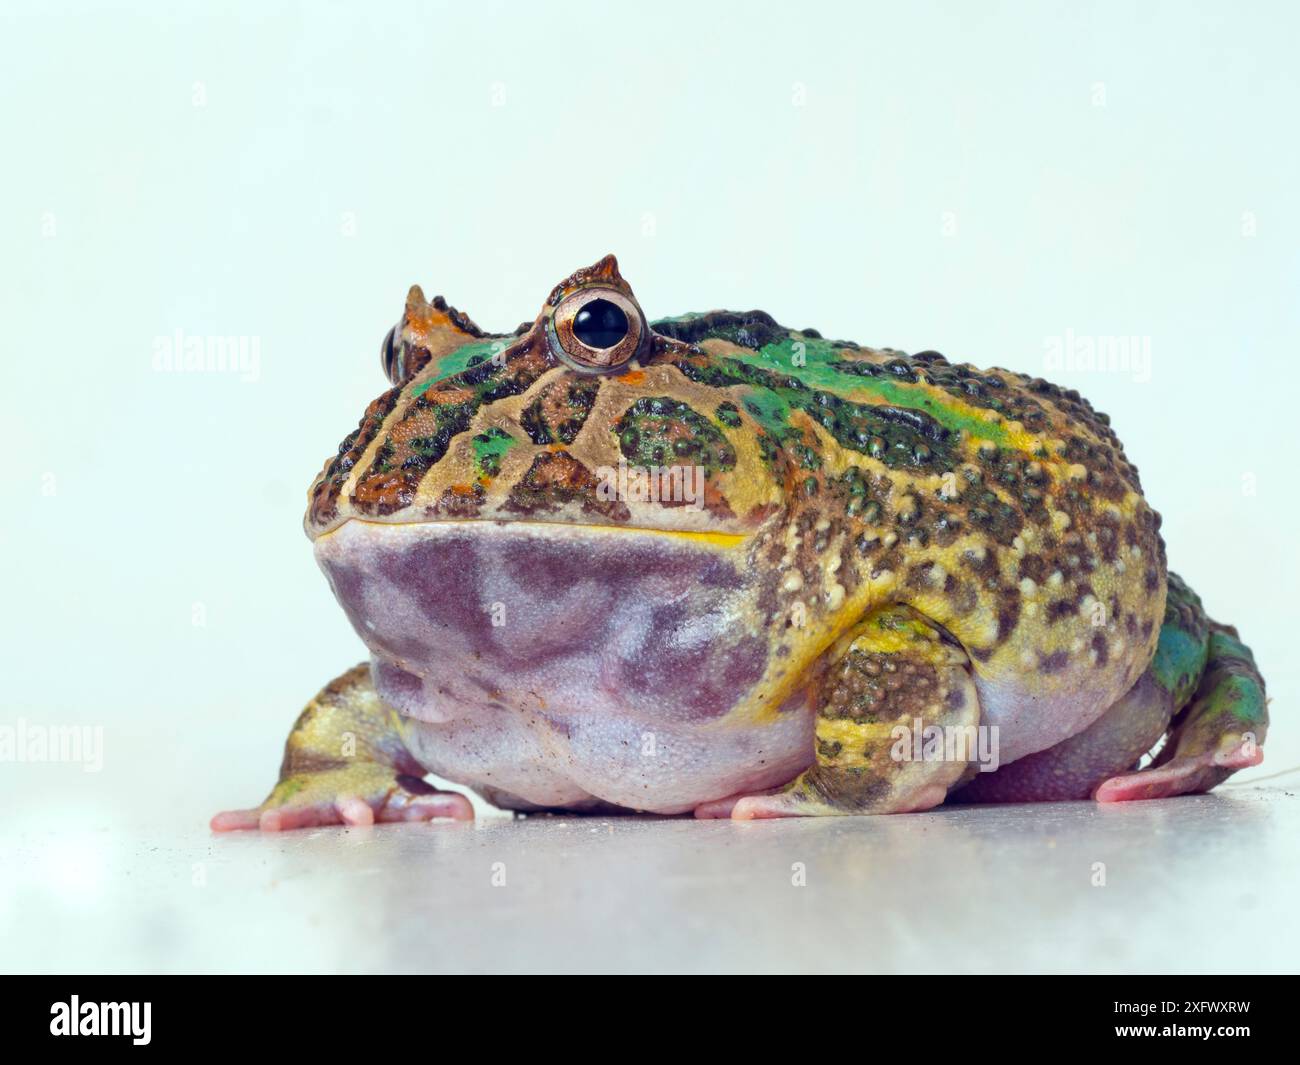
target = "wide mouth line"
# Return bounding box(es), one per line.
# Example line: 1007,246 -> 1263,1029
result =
315,517 -> 751,549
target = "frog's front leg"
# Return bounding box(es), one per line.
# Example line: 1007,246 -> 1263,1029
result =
697,606 -> 981,819
211,664 -> 473,831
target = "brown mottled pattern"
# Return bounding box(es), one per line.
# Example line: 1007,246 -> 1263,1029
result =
519,376 -> 600,445
350,333 -> 554,517
428,482 -> 486,518
822,646 -> 955,724
789,359 -> 1157,656
504,451 -> 630,523
307,386 -> 401,527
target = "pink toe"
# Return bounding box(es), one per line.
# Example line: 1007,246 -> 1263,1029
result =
387,793 -> 475,823
433,794 -> 475,821
259,808 -> 286,831
895,785 -> 947,813
693,796 -> 741,819
1095,765 -> 1193,802
1215,743 -> 1263,770
695,785 -> 789,819
210,809 -> 259,832
336,796 -> 375,826
731,795 -> 797,820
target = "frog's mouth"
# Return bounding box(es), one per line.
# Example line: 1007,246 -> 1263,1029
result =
312,517 -> 770,727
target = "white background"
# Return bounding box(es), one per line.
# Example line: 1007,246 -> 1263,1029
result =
2,0 -> 1296,838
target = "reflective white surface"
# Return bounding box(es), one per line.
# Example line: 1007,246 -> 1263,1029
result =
3,774 -> 1296,974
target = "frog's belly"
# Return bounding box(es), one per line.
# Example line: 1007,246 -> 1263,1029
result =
401,699 -> 814,813
314,519 -> 812,812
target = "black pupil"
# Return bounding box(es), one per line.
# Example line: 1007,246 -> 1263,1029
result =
380,324 -> 401,381
573,299 -> 629,349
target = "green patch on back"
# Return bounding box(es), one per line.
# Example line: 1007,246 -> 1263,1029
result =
739,388 -> 793,434
671,340 -> 965,472
472,427 -> 518,478
655,314 -> 1018,452
410,339 -> 509,399
756,335 -> 1010,446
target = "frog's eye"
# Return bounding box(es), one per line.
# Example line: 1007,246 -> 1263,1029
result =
549,289 -> 645,374
574,299 -> 628,347
380,323 -> 404,384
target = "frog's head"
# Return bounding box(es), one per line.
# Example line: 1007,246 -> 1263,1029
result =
306,254 -> 787,541
305,257 -> 815,732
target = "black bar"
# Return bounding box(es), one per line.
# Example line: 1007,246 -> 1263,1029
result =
0,975 -> 1292,1051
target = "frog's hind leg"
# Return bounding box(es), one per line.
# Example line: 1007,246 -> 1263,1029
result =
954,572 -> 1267,804
696,605 -> 982,819
1095,620 -> 1267,802
952,667 -> 1176,803
211,664 -> 473,831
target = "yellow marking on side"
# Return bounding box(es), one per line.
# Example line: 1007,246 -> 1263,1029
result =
319,517 -> 749,551
712,563 -> 900,732
817,717 -> 897,749
631,527 -> 749,549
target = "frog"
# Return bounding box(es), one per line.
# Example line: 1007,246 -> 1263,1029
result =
211,255 -> 1268,830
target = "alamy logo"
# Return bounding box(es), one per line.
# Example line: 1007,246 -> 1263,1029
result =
595,459 -> 706,511
890,717 -> 1000,772
1043,329 -> 1151,383
50,996 -> 151,1045
152,329 -> 261,382
0,719 -> 103,771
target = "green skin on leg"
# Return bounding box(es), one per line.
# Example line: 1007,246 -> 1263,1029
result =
1096,574 -> 1268,803
1148,572 -> 1212,708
